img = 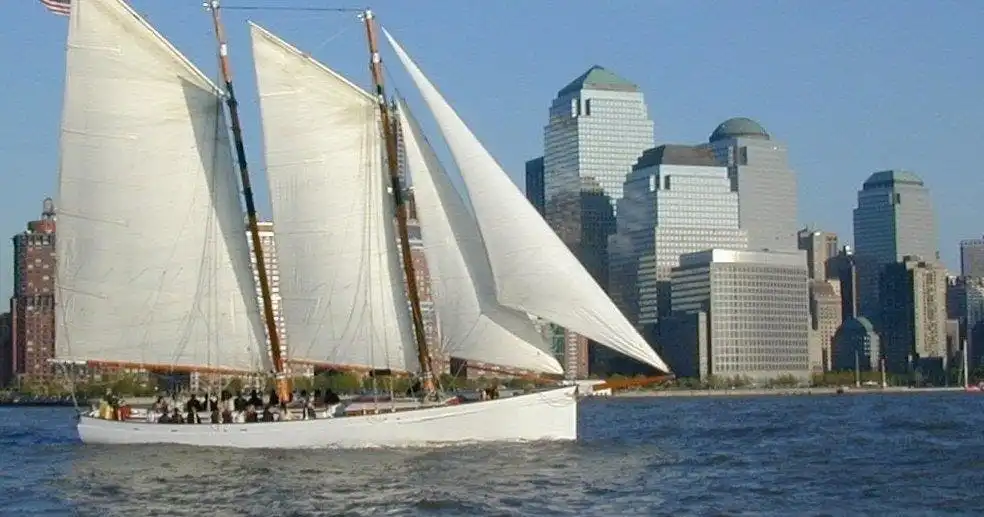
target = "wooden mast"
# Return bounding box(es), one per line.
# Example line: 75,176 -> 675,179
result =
206,0 -> 291,402
362,9 -> 436,395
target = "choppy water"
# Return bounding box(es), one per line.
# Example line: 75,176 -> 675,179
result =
1,392 -> 983,516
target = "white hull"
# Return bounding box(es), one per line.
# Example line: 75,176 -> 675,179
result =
78,386 -> 577,448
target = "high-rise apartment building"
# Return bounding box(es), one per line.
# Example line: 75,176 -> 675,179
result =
797,228 -> 842,371
701,118 -> 798,252
389,105 -> 446,374
798,228 -> 839,281
10,198 -> 57,384
609,144 -> 747,328
852,170 -> 938,325
661,249 -> 810,381
403,194 -> 446,374
808,281 -> 842,372
246,221 -> 289,367
879,256 -> 947,376
960,237 -> 984,278
541,65 -> 653,378
0,312 -> 11,386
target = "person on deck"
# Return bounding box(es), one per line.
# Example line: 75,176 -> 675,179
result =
323,389 -> 342,418
244,405 -> 259,423
206,393 -> 220,413
323,389 -> 341,406
247,389 -> 263,408
170,407 -> 184,424
102,389 -> 120,420
268,388 -> 279,407
220,390 -> 234,424
406,379 -> 423,398
303,396 -> 316,420
233,391 -> 247,412
260,405 -> 275,422
185,394 -> 204,424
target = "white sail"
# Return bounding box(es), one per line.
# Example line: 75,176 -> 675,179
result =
249,24 -> 416,372
383,30 -> 671,374
54,0 -> 268,372
397,101 -> 563,375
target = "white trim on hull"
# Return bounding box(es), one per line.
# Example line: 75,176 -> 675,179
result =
78,386 -> 577,449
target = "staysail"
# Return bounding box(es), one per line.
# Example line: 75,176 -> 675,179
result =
54,0 -> 268,372
383,29 -> 671,373
249,24 -> 417,372
396,101 -> 563,375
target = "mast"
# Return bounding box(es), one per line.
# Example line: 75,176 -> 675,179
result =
362,9 -> 436,395
206,0 -> 291,402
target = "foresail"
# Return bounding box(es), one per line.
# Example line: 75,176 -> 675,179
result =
249,24 -> 417,372
55,0 -> 268,372
383,29 -> 671,374
397,101 -> 563,375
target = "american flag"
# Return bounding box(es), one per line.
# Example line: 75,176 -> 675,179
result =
40,0 -> 71,16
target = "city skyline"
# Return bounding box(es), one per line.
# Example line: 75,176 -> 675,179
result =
2,0 -> 982,299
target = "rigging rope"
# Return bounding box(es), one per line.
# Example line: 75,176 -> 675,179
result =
220,6 -> 363,13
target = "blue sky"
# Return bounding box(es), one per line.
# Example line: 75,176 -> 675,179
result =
1,0 -> 982,300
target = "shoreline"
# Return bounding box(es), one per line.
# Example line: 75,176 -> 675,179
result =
612,386 -> 974,398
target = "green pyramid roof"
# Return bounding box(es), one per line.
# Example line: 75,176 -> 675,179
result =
557,65 -> 639,97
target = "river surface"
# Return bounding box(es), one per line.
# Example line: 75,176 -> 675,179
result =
1,392 -> 982,516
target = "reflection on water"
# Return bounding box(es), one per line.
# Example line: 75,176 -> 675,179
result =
3,393 -> 984,516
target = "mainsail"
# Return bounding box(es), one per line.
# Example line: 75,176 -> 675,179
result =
383,30 -> 671,374
249,23 -> 417,372
54,0 -> 268,373
396,101 -> 564,375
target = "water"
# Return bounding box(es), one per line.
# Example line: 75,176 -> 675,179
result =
1,393 -> 983,516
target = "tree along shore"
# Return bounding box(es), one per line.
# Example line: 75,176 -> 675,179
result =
5,367 -> 982,400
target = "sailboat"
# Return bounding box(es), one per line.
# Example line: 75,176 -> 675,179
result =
54,0 -> 671,448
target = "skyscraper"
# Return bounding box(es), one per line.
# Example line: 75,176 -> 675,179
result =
543,65 -> 654,214
541,65 -> 653,377
879,256 -> 948,376
609,144 -> 748,328
525,156 -> 545,216
10,198 -> 57,385
852,170 -> 938,323
960,237 -> 984,277
966,278 -> 984,371
701,118 -> 798,252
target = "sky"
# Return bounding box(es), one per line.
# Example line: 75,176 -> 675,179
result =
1,0 -> 982,301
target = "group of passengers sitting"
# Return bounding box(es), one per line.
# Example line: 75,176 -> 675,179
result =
94,388 -> 343,424
149,389 -> 344,424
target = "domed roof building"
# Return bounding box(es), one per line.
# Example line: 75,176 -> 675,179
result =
708,117 -> 771,143
701,116 -> 797,251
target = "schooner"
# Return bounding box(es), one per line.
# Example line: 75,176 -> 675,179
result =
54,0 -> 671,448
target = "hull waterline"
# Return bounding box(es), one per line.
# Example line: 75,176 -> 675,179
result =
77,386 -> 577,448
